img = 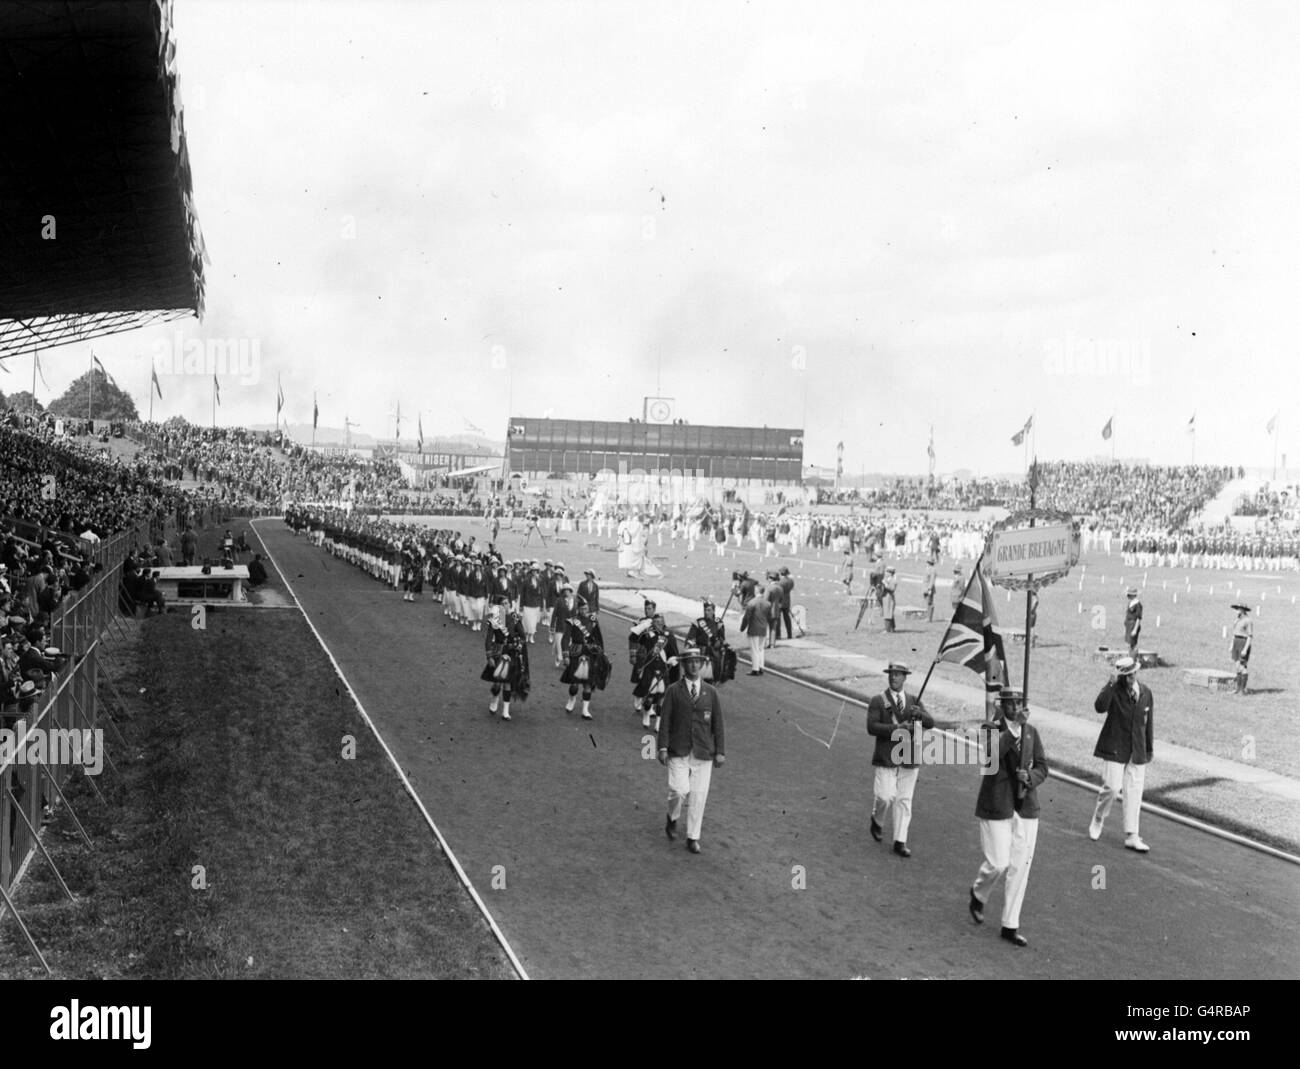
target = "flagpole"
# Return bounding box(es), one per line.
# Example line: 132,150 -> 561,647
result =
1023,458 -> 1037,699
148,368 -> 154,423
1111,413 -> 1116,462
88,349 -> 93,423
1273,416 -> 1279,481
312,392 -> 317,450
30,348 -> 36,416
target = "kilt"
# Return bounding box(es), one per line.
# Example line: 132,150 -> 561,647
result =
481,652 -> 530,698
561,648 -> 611,690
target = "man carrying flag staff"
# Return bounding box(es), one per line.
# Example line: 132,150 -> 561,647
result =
866,663 -> 934,858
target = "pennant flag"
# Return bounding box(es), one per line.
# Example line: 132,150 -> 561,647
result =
151,366 -> 163,399
1010,414 -> 1032,447
1101,416 -> 1113,441
213,373 -> 221,406
464,417 -> 485,436
417,414 -> 424,454
1266,412 -> 1278,434
93,353 -> 116,387
933,562 -> 1008,684
276,375 -> 284,415
313,394 -> 319,429
927,426 -> 935,464
35,353 -> 48,388
1187,412 -> 1195,432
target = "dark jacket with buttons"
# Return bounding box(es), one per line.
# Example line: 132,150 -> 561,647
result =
657,678 -> 724,761
1093,679 -> 1154,764
976,719 -> 1050,819
866,688 -> 934,768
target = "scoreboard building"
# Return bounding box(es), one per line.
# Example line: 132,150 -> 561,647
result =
506,417 -> 804,486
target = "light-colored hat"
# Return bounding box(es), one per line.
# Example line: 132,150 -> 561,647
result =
1114,656 -> 1138,676
883,662 -> 912,676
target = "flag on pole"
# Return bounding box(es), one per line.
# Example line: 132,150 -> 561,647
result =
464,417 -> 485,436
313,395 -> 319,429
213,373 -> 221,406
1101,416 -> 1113,441
933,562 -> 1008,684
1187,412 -> 1195,432
151,367 -> 163,399
417,414 -> 424,454
35,353 -> 48,388
1266,412 -> 1278,434
93,353 -> 116,387
276,375 -> 284,416
927,426 -> 935,471
1010,415 -> 1032,447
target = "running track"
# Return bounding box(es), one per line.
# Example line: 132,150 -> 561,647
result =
254,520 -> 1300,980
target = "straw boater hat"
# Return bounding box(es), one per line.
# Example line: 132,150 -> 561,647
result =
1230,603 -> 1251,613
1113,655 -> 1138,676
678,644 -> 708,663
1126,587 -> 1139,596
883,661 -> 911,676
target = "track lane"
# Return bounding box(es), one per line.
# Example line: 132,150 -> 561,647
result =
256,521 -> 1300,979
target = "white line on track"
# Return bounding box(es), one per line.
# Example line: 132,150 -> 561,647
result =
598,602 -> 1300,867
250,519 -> 530,979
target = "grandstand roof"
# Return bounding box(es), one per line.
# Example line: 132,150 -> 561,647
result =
0,0 -> 208,361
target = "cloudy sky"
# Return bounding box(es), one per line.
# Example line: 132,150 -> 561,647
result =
29,0 -> 1300,475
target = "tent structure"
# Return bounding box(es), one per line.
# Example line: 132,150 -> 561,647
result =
0,0 -> 207,362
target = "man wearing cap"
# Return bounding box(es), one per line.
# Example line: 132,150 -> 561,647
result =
778,566 -> 796,641
765,572 -> 784,648
866,663 -> 934,857
657,645 -> 726,854
561,597 -> 607,719
970,686 -> 1050,947
578,568 -> 600,616
880,566 -> 899,632
1229,604 -> 1253,694
922,559 -> 937,622
1123,587 -> 1143,658
688,597 -> 733,686
1088,655 -> 1154,852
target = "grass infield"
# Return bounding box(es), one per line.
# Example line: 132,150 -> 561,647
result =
0,601 -> 513,979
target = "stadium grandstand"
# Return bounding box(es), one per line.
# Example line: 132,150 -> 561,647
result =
506,415 -> 804,486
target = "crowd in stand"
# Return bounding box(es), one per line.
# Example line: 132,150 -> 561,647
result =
1004,461 -> 1236,531
1235,482 -> 1298,520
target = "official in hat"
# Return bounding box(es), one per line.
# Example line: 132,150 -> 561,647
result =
866,661 -> 933,858
657,643 -> 725,854
970,682 -> 1050,947
1088,654 -> 1154,852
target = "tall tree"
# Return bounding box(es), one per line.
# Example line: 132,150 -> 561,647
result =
5,390 -> 42,414
47,370 -> 139,421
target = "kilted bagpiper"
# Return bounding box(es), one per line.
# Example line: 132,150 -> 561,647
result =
560,597 -> 610,719
631,613 -> 681,730
482,599 -> 530,720
686,597 -> 736,686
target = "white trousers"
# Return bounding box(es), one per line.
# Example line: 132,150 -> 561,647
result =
1093,759 -> 1146,837
748,634 -> 765,671
973,814 -> 1039,930
872,766 -> 919,843
667,755 -> 714,840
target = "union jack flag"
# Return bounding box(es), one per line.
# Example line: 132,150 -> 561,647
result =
933,561 -> 1007,684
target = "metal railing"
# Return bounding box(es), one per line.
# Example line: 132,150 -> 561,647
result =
1,517 -> 150,908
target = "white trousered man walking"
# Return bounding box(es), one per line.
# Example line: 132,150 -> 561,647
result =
969,686 -> 1051,947
657,646 -> 725,854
